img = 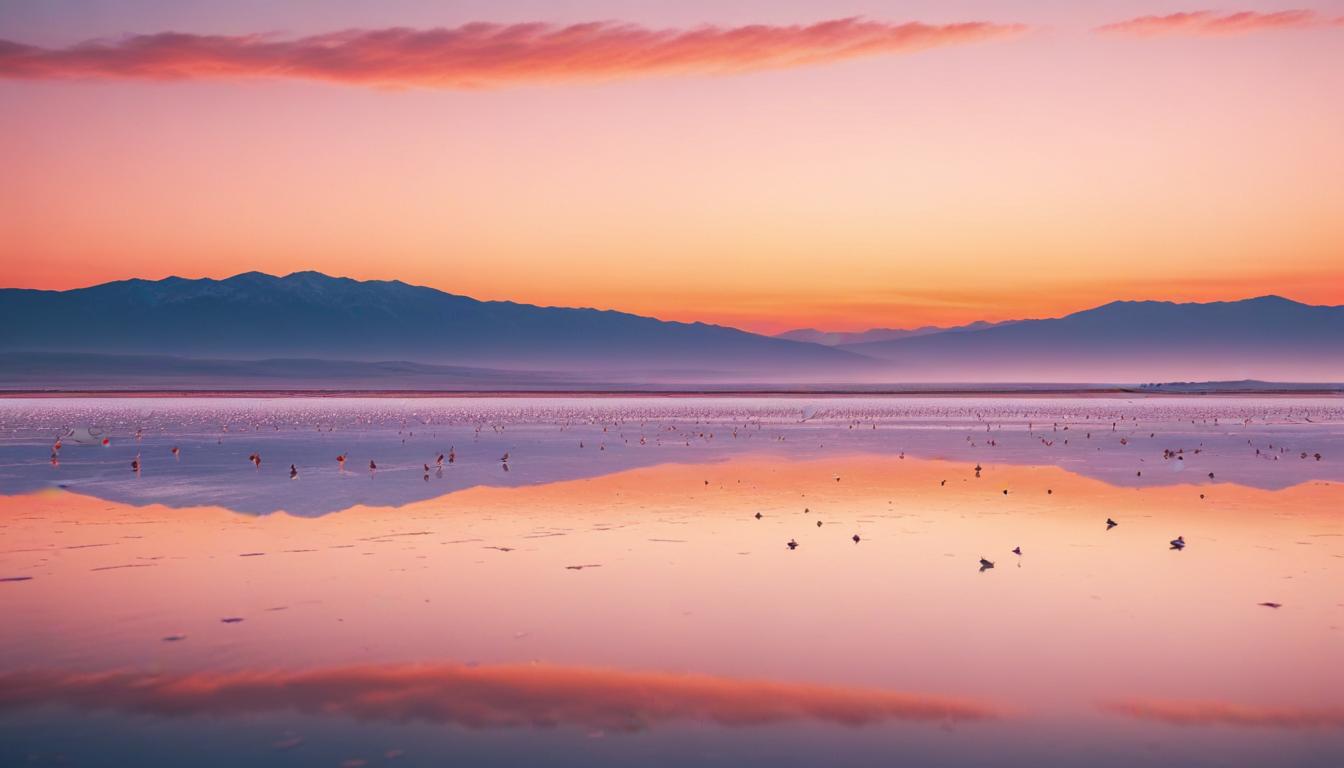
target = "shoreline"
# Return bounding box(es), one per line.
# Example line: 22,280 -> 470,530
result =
2,388 -> 1341,399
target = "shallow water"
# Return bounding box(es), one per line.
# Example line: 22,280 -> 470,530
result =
1,396 -> 1341,767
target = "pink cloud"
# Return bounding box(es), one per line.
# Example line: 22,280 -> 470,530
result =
0,662 -> 1003,730
1096,9 -> 1332,37
0,18 -> 1025,89
1101,698 -> 1344,729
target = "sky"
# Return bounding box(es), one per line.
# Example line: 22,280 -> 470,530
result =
1,1 -> 1342,334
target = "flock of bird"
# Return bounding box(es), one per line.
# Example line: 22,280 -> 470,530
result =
771,489 -> 1187,570
45,424 -> 1215,573
35,400 -> 1334,589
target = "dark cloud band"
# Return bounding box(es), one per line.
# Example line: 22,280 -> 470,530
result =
0,18 -> 1025,89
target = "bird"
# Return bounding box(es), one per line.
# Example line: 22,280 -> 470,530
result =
852,534 -> 861,543
1258,602 -> 1282,609
1012,546 -> 1021,556
816,520 -> 823,527
754,512 -> 762,519
1169,535 -> 1185,550
979,557 -> 995,570
289,464 -> 298,480
786,539 -> 799,550
1106,518 -> 1117,530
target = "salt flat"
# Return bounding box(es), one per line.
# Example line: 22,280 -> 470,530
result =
1,396 -> 1341,767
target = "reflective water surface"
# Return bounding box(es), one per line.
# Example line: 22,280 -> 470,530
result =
1,397 -> 1341,767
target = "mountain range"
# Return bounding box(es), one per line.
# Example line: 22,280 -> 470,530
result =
1,272 -> 1340,387
834,295 -> 1343,381
0,271 -> 862,377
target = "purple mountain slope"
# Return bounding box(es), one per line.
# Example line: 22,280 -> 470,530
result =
0,271 -> 870,376
837,296 -> 1344,381
1,276 -> 1337,384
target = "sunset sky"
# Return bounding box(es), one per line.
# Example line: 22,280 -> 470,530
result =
2,1 -> 1342,333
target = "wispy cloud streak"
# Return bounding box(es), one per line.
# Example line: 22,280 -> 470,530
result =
0,663 -> 1003,730
1102,698 -> 1344,729
1096,9 -> 1335,37
0,18 -> 1025,89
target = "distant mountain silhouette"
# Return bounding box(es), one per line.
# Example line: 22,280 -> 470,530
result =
1,276 -> 1338,385
838,296 -> 1344,381
0,271 -> 866,376
776,320 -> 1013,346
